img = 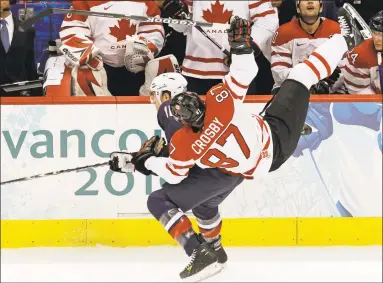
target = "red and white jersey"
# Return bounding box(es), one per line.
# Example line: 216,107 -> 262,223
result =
179,0 -> 278,79
271,18 -> 340,88
60,1 -> 165,68
343,38 -> 381,94
145,53 -> 274,184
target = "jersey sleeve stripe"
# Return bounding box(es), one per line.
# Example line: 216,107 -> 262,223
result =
251,10 -> 276,20
223,77 -> 244,99
184,56 -> 225,63
249,1 -> 266,9
271,62 -> 292,68
181,66 -> 227,77
59,25 -> 89,32
304,59 -> 320,81
344,77 -> 370,89
172,163 -> 194,170
166,163 -> 188,177
271,51 -> 291,58
231,75 -> 248,89
344,65 -> 370,79
312,51 -> 331,77
169,157 -> 195,167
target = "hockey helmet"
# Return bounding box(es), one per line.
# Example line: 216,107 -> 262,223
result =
170,91 -> 206,133
369,10 -> 383,32
150,72 -> 188,106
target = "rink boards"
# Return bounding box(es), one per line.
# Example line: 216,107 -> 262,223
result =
1,95 -> 382,248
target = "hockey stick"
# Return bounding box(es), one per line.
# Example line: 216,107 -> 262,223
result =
0,162 -> 110,186
193,25 -> 230,57
343,3 -> 372,40
342,3 -> 383,93
19,8 -> 230,32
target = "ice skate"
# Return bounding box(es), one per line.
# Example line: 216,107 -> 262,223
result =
179,242 -> 221,282
209,236 -> 228,268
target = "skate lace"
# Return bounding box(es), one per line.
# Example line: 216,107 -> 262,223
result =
338,16 -> 351,36
185,250 -> 197,270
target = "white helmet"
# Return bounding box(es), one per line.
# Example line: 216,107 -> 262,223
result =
150,72 -> 188,106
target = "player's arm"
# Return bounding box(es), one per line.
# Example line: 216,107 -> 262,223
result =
270,29 -> 293,89
59,1 -> 91,43
136,2 -> 165,56
222,17 -> 259,101
59,1 -> 102,70
248,0 -> 279,54
145,133 -> 195,184
343,49 -> 375,94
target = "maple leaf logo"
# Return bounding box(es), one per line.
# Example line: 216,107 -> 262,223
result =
109,19 -> 137,42
202,0 -> 233,24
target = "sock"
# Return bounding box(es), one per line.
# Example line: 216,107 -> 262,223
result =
197,213 -> 222,246
287,33 -> 348,90
159,208 -> 200,256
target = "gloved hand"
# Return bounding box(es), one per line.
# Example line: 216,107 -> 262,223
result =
224,40 -> 262,67
310,80 -> 330,94
227,16 -> 254,55
322,67 -> 341,88
124,36 -> 155,73
109,151 -> 136,173
60,35 -> 103,71
161,0 -> 189,19
131,136 -> 167,176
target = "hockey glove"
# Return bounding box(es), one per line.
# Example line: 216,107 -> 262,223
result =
224,40 -> 262,67
60,35 -> 103,70
109,151 -> 136,173
227,16 -> 254,55
124,36 -> 156,73
322,67 -> 341,88
131,136 -> 167,176
310,80 -> 330,94
161,0 -> 189,19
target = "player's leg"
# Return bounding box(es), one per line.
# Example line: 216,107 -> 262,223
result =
263,33 -> 349,171
192,188 -> 236,268
146,167 -> 243,281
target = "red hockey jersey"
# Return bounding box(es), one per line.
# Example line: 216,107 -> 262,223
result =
145,53 -> 274,184
343,38 -> 381,94
271,18 -> 340,88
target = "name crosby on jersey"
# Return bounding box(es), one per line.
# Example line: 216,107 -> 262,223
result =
191,117 -> 224,155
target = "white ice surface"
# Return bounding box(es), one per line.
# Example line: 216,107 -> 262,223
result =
1,246 -> 382,282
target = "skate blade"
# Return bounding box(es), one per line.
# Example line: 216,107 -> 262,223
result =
182,262 -> 222,282
219,262 -> 227,269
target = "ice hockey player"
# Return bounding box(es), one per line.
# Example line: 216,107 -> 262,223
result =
59,1 -> 165,96
342,10 -> 383,94
271,0 -> 341,94
112,71 -> 241,275
162,0 -> 278,94
109,15 -> 349,281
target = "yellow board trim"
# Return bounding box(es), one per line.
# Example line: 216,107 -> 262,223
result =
1,217 -> 381,249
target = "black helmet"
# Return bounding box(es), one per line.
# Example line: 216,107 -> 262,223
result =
170,91 -> 206,133
369,10 -> 383,32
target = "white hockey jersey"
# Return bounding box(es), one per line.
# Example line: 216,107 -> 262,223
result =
60,1 -> 165,68
173,0 -> 278,79
145,53 -> 274,185
271,18 -> 340,88
343,38 -> 382,94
